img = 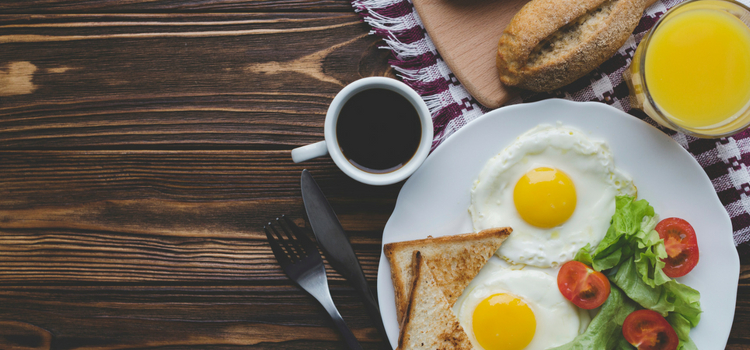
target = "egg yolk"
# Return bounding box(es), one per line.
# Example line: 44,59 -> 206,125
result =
513,167 -> 577,228
473,293 -> 536,350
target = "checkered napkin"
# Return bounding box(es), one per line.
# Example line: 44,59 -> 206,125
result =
351,0 -> 750,246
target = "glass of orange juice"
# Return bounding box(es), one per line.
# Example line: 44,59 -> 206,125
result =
624,0 -> 750,138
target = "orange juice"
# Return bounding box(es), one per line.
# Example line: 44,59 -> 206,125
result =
625,0 -> 750,137
645,7 -> 750,129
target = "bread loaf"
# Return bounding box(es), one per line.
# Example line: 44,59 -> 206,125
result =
496,0 -> 648,92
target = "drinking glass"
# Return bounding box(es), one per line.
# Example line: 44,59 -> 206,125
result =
624,0 -> 750,138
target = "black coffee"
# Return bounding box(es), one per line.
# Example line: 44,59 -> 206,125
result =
336,88 -> 422,174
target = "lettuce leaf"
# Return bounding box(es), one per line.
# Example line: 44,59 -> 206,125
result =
574,243 -> 594,266
634,214 -> 670,287
611,256 -> 670,314
611,257 -> 700,321
577,195 -> 684,289
573,195 -> 701,349
665,281 -> 701,327
585,196 -> 655,272
668,313 -> 699,350
549,285 -> 637,350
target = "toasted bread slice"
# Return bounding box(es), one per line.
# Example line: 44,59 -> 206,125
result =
384,227 -> 512,323
396,251 -> 473,350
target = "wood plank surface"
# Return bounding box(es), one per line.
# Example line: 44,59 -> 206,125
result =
1,2 -> 749,350
0,13 -> 392,149
0,151 -> 396,284
0,0 -> 354,13
0,285 -> 384,350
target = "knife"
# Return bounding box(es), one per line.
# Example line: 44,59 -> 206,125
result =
300,169 -> 393,350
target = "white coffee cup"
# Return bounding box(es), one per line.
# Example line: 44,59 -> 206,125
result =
291,77 -> 433,186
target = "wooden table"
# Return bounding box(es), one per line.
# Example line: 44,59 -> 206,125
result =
0,1 -> 748,349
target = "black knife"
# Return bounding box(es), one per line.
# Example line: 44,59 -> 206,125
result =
300,169 -> 392,350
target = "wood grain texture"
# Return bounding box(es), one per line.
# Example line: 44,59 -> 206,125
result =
0,149 -> 395,347
0,3 -> 748,350
0,13 -> 393,149
0,151 -> 398,284
0,0 -> 354,13
0,285 -> 383,350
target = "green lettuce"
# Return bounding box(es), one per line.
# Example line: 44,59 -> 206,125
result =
549,285 -> 637,350
611,256 -> 701,324
573,195 -> 701,350
668,313 -> 699,350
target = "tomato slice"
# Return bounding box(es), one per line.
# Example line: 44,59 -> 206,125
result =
623,310 -> 679,350
557,261 -> 611,309
655,217 -> 699,278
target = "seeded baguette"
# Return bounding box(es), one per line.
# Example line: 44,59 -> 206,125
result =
496,0 -> 648,92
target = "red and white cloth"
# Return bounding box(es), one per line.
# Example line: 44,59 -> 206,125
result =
351,0 -> 750,246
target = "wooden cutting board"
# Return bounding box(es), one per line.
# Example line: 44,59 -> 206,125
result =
412,0 -> 658,109
412,0 -> 531,109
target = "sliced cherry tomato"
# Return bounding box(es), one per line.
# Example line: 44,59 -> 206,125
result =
622,309 -> 679,350
655,217 -> 699,278
557,260 -> 611,309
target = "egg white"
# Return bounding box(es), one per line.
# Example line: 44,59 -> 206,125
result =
454,259 -> 585,350
469,124 -> 636,268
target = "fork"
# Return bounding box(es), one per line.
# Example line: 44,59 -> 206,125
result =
264,215 -> 364,350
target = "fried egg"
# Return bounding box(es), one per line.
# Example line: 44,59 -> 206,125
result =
469,124 -> 635,268
454,259 -> 588,350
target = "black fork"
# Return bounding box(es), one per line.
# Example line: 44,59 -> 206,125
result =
264,216 -> 363,350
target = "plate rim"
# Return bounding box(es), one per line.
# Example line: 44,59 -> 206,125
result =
376,99 -> 740,349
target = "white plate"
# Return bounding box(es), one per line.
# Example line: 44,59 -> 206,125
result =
377,99 -> 740,349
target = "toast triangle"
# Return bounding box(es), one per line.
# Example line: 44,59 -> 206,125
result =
384,227 -> 512,323
396,251 -> 473,350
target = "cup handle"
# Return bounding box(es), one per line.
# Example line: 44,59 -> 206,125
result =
292,141 -> 328,163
